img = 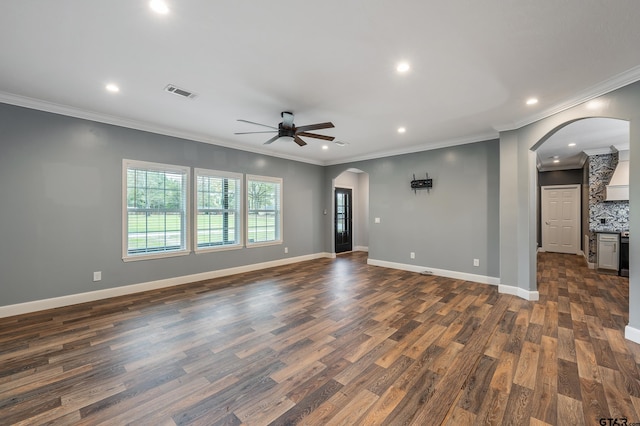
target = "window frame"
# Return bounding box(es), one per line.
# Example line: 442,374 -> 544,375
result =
194,168 -> 243,253
122,159 -> 191,262
246,174 -> 283,248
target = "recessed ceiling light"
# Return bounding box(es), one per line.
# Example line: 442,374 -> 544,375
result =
397,127 -> 406,134
322,145 -> 328,150
396,62 -> 410,73
568,142 -> 576,147
334,141 -> 347,147
526,98 -> 538,105
149,0 -> 169,14
105,83 -> 120,93
553,159 -> 560,163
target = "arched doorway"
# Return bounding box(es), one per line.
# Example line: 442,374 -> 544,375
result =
534,117 -> 629,260
332,168 -> 370,255
523,110 -> 636,340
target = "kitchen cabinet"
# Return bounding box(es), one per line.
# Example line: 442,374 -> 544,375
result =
597,233 -> 619,271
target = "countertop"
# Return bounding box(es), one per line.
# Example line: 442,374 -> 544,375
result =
593,229 -> 627,234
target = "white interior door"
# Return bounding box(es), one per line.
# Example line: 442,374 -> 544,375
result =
542,185 -> 580,254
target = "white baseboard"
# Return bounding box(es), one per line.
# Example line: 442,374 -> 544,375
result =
587,262 -> 595,269
498,285 -> 540,301
366,258 -> 500,286
353,246 -> 369,252
0,252 -> 333,319
625,325 -> 640,344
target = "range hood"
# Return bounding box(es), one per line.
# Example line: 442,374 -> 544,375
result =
606,150 -> 629,201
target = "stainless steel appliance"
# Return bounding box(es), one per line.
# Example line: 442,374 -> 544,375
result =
620,231 -> 629,277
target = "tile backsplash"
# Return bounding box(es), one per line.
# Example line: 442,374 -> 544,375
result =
587,153 -> 629,263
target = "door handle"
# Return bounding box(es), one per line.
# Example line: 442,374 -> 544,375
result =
545,222 -> 550,225
613,243 -> 616,253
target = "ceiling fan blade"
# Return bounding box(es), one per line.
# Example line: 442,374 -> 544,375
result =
295,122 -> 334,132
297,132 -> 335,141
293,135 -> 307,147
234,131 -> 278,135
263,135 -> 281,145
237,119 -> 278,130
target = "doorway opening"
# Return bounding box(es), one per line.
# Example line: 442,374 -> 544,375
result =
333,168 -> 369,256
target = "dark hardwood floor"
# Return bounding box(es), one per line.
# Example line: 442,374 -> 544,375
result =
0,251 -> 639,425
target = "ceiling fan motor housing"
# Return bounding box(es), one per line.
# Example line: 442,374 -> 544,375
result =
278,122 -> 296,137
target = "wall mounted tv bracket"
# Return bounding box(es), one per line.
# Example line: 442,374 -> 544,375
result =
411,173 -> 433,193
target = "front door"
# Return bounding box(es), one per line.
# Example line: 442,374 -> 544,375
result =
335,187 -> 353,253
542,185 -> 580,254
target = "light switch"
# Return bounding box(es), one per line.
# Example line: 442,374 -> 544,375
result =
374,217 -> 381,224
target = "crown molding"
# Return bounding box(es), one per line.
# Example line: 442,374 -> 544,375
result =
494,65 -> 640,132
583,147 -> 615,156
325,131 -> 499,166
611,143 -> 630,152
0,91 -> 325,167
537,151 -> 587,172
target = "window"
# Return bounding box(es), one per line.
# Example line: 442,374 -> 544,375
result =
246,175 -> 282,246
195,169 -> 242,251
123,159 -> 190,261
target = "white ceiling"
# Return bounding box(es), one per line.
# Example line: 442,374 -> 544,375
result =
2,1 -> 640,166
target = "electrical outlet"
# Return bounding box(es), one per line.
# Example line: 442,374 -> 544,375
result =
284,247 -> 288,254
93,271 -> 102,282
410,252 -> 415,259
473,259 -> 479,267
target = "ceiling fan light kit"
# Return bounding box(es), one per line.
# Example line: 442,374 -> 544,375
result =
235,111 -> 335,147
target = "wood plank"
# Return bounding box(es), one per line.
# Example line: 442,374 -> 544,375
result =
531,335 -> 558,425
513,340 -> 540,390
599,366 -> 638,421
490,351 -> 518,393
557,327 -> 577,362
575,338 -> 601,381
579,377 -> 611,423
557,394 -> 585,426
359,385 -> 406,425
501,383 -> 533,426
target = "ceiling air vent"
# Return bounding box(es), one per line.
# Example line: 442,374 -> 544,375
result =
164,84 -> 197,99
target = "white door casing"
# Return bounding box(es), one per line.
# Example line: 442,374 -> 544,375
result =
542,185 -> 580,254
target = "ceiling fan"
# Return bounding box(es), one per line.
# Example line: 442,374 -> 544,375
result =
235,111 -> 334,146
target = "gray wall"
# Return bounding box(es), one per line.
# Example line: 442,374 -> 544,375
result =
357,173 -> 370,248
327,140 -> 501,278
538,169 -> 584,187
0,103 -> 325,306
